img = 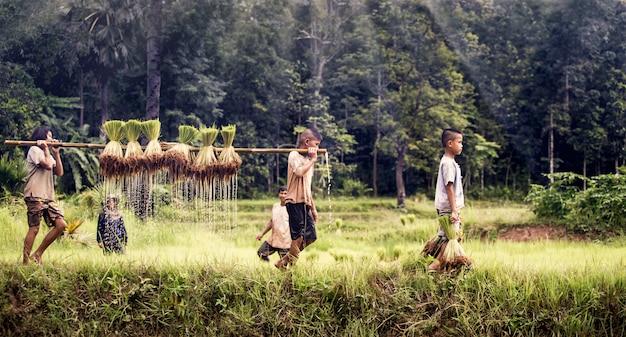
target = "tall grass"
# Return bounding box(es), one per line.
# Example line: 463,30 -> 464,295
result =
1,197 -> 625,336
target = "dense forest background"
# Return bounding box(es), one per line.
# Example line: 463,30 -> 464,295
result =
1,0 -> 626,205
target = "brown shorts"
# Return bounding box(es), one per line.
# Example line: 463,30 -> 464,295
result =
25,197 -> 64,227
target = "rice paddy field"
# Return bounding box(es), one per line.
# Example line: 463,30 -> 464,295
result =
1,197 -> 625,336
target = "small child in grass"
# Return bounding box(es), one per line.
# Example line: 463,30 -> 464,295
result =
256,186 -> 291,262
97,195 -> 128,254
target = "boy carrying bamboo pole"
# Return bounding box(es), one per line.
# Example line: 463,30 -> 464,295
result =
275,128 -> 322,270
422,128 -> 472,272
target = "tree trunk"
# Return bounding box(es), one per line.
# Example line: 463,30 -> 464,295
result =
99,80 -> 109,139
372,69 -> 383,197
78,69 -> 84,127
395,143 -> 407,209
145,0 -> 162,121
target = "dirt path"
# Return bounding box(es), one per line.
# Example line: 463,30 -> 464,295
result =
498,225 -> 585,241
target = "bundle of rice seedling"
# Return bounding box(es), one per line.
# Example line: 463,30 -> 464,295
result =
99,120 -> 126,177
123,119 -> 144,174
193,125 -> 219,180
164,125 -> 199,181
217,124 -> 242,180
140,120 -> 164,173
437,215 -> 472,271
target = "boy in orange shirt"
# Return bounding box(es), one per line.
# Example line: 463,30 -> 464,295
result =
275,128 -> 322,269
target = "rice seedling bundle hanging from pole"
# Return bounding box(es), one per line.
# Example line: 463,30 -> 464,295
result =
217,124 -> 242,180
123,119 -> 144,174
100,120 -> 126,178
193,125 -> 219,180
164,125 -> 199,182
141,120 -> 164,173
193,125 -> 220,226
217,124 -> 241,229
139,119 -> 165,218
438,216 -> 473,271
121,119 -> 150,219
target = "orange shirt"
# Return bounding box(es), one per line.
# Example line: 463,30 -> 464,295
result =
284,151 -> 314,206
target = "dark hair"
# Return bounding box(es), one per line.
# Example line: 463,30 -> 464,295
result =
278,186 -> 287,193
307,128 -> 322,142
31,126 -> 52,141
441,128 -> 462,147
299,128 -> 323,146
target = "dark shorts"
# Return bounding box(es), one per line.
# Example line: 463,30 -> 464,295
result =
286,202 -> 317,242
25,197 -> 64,227
257,241 -> 289,260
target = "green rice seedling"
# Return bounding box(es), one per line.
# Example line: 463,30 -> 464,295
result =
437,215 -> 473,270
140,119 -> 163,172
123,120 -> 143,158
407,214 -> 416,224
399,215 -> 407,226
100,120 -> 126,177
193,125 -> 219,181
217,124 -> 241,180
164,125 -> 198,182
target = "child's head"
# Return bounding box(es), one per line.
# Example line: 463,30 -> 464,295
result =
441,128 -> 462,147
105,195 -> 118,209
298,128 -> 322,149
441,128 -> 463,155
278,185 -> 288,204
31,126 -> 53,141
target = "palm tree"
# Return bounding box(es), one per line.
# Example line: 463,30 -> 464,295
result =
81,0 -> 142,134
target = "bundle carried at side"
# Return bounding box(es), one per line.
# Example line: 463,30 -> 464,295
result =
193,125 -> 219,181
99,120 -> 126,177
437,215 -> 472,271
164,125 -> 198,181
217,124 -> 242,180
140,119 -> 164,173
123,119 -> 144,174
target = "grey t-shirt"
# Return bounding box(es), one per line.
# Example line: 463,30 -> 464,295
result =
434,155 -> 464,211
24,146 -> 56,200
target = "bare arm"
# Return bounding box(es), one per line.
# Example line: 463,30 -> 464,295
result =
445,182 -> 459,222
256,219 -> 273,241
292,147 -> 318,177
50,142 -> 63,177
310,199 -> 318,223
37,141 -> 54,170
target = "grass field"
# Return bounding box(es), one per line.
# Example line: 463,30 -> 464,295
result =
1,197 -> 626,336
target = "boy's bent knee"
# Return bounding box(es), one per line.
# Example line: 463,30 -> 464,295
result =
54,219 -> 67,231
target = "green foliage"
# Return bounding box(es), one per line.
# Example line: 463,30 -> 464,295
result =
338,178 -> 372,197
525,171 -> 626,235
524,172 -> 585,220
0,62 -> 44,152
566,171 -> 626,234
0,153 -> 27,198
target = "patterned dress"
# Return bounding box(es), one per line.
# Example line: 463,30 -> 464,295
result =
97,212 -> 127,254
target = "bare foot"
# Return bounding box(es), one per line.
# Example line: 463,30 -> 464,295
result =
428,261 -> 440,272
29,253 -> 42,266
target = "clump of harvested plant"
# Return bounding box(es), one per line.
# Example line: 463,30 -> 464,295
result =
123,119 -> 144,174
100,120 -> 126,177
438,215 -> 472,271
217,124 -> 242,180
164,125 -> 199,181
141,119 -> 164,173
193,125 -> 219,181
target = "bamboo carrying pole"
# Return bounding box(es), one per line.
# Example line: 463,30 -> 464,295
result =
4,140 -> 327,154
